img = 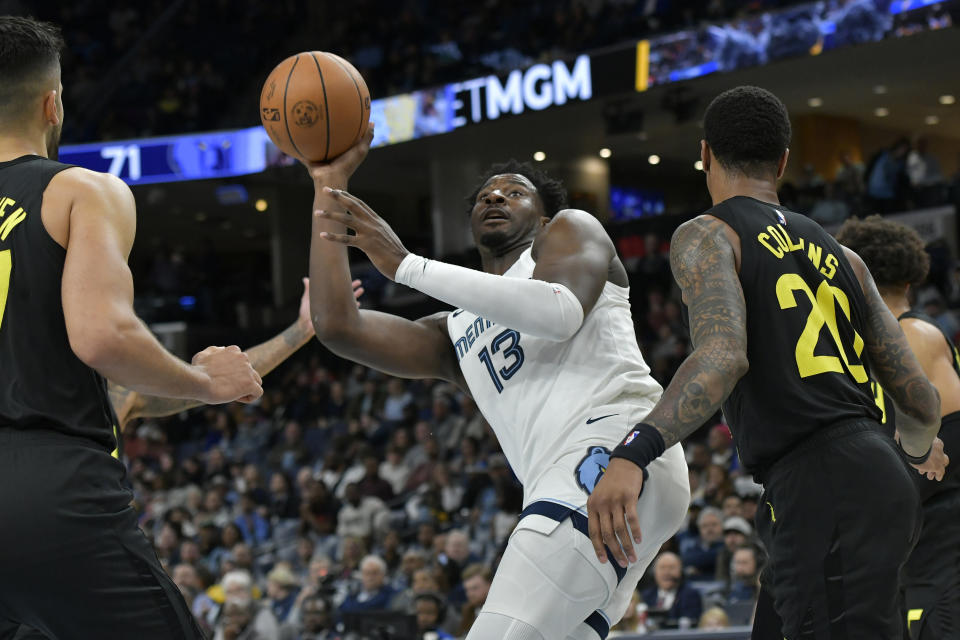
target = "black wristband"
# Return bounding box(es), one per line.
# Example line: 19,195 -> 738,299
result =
901,442 -> 932,465
610,422 -> 665,469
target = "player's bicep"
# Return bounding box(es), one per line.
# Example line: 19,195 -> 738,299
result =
531,210 -> 614,315
671,217 -> 747,353
336,309 -> 462,384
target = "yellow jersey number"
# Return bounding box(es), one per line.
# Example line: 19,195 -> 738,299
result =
776,273 -> 868,384
0,249 -> 10,330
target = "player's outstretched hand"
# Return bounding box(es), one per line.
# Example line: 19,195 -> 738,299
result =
315,188 -> 410,280
586,457 -> 645,568
911,436 -> 949,481
297,277 -> 363,332
303,125 -> 374,186
192,345 -> 263,404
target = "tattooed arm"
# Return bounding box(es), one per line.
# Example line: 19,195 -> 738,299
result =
843,248 -> 940,455
636,216 -> 749,445
587,215 -> 747,567
109,278 -> 361,429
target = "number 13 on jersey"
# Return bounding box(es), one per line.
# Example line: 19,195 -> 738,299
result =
478,328 -> 525,393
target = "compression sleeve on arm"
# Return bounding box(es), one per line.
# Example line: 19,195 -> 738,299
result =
395,253 -> 585,341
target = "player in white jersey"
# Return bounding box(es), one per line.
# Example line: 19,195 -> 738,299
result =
306,129 -> 689,640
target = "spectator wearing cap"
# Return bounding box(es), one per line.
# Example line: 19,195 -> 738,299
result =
715,516 -> 753,585
681,507 -> 725,581
708,424 -> 738,472
339,555 -> 396,614
414,592 -> 455,640
641,552 -> 703,628
266,564 -> 302,625
457,564 -> 492,635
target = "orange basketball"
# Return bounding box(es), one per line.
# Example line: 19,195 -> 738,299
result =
259,52 -> 371,162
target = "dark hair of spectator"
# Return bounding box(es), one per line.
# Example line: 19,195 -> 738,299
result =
465,160 -> 568,217
414,591 -> 448,623
835,215 -> 930,287
703,86 -> 791,179
0,16 -> 64,121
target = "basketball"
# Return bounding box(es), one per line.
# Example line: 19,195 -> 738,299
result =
259,51 -> 371,162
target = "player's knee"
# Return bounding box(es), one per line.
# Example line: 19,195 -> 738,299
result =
467,612 -> 546,640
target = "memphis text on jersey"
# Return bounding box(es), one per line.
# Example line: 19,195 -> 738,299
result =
757,221 -> 839,280
453,315 -> 496,361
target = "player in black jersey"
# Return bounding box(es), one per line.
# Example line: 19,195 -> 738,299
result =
837,216 -> 960,640
0,17 -> 262,640
588,86 -> 941,639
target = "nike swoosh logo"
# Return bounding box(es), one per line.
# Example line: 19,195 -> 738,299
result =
451,309 -> 465,317
586,414 -> 618,424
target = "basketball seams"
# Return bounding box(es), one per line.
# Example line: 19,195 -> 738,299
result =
309,52 -> 332,161
323,52 -> 364,144
282,55 -> 306,160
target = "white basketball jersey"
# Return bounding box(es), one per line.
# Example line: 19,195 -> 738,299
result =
446,248 -> 664,508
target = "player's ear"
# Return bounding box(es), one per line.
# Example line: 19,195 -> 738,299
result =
776,148 -> 790,180
700,140 -> 711,172
42,90 -> 60,126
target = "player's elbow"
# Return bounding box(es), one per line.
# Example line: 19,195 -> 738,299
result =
68,324 -> 121,370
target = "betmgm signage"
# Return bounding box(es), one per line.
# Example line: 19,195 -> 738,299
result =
449,55 -> 592,127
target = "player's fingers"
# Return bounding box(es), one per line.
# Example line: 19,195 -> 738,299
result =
318,231 -> 356,245
600,509 -> 628,568
624,497 -> 643,546
252,369 -> 263,386
613,510 -> 637,565
329,189 -> 377,220
586,503 -> 607,564
225,345 -> 242,353
314,209 -> 356,227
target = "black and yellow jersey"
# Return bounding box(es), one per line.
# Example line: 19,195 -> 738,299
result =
707,196 -> 880,477
0,156 -> 118,450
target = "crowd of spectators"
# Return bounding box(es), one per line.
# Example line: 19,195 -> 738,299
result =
780,141 -> 960,224
10,0 -> 807,144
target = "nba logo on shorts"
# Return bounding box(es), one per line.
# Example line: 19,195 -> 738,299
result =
575,446 -> 611,495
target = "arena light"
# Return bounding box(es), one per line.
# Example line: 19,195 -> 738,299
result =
807,97 -> 823,107
873,85 -> 887,95
648,154 -> 661,165
925,115 -> 940,125
939,95 -> 956,105
254,198 -> 269,212
599,148 -> 612,158
694,160 -> 703,171
533,151 -> 546,162
874,107 -> 890,117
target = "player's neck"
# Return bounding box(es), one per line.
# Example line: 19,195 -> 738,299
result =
880,289 -> 911,318
710,176 -> 781,208
0,135 -> 48,162
478,241 -> 532,275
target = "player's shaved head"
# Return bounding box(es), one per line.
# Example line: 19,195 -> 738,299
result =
0,16 -> 64,125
